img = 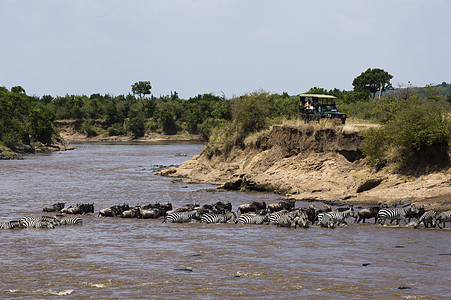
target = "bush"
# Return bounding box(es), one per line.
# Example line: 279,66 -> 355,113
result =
108,123 -> 125,136
145,120 -> 160,132
232,91 -> 270,136
81,120 -> 99,137
360,128 -> 387,167
361,104 -> 449,171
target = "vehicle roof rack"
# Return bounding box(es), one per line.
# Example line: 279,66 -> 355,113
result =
299,94 -> 336,99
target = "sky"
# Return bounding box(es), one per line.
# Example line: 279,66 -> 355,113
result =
1,0 -> 450,99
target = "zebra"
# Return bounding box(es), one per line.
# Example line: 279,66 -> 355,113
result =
294,213 -> 309,228
163,210 -> 201,223
276,214 -> 299,228
318,212 -> 337,228
267,210 -> 295,225
19,215 -> 59,224
54,215 -> 83,225
413,210 -> 436,229
237,213 -> 269,225
0,221 -> 22,229
316,207 -> 355,226
200,212 -> 236,224
376,204 -> 418,226
19,216 -> 55,229
435,210 -> 451,229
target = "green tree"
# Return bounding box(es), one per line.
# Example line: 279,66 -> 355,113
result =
28,104 -> 55,144
131,81 -> 152,99
11,86 -> 26,95
155,103 -> 177,135
352,68 -> 393,98
361,104 -> 449,170
127,104 -> 146,137
232,91 -> 270,135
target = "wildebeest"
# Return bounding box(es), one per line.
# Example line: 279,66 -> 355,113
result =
238,201 -> 266,214
121,207 -> 141,218
268,200 -> 295,212
213,201 -> 233,213
200,201 -> 233,214
43,202 -> 65,212
405,205 -> 425,222
168,204 -> 200,214
302,205 -> 332,224
61,203 -> 94,214
143,202 -> 172,213
99,204 -> 130,217
355,206 -> 381,223
139,206 -> 164,219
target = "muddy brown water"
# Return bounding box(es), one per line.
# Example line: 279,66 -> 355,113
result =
0,143 -> 450,299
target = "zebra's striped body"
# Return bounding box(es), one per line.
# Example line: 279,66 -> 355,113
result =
237,213 -> 268,225
294,213 -> 309,228
436,210 -> 451,229
268,210 -> 290,225
319,212 -> 336,228
316,207 -> 355,226
19,216 -> 55,229
163,210 -> 200,223
54,215 -> 83,225
414,210 -> 436,229
201,212 -> 236,224
0,221 -> 22,229
376,205 -> 418,226
327,207 -> 355,225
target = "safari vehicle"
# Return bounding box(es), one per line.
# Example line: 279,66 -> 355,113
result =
299,94 -> 347,124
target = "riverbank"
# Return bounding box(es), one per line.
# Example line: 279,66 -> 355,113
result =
157,120 -> 451,211
0,138 -> 75,159
55,119 -> 202,144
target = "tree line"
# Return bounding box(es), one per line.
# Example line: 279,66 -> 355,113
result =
1,68 -> 450,172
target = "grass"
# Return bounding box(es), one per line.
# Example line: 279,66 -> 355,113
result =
0,143 -> 18,157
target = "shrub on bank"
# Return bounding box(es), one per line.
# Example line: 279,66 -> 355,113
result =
360,104 -> 450,171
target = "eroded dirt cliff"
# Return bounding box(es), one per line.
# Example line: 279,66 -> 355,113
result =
157,123 -> 451,210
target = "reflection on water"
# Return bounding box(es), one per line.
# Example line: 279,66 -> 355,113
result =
0,142 -> 450,299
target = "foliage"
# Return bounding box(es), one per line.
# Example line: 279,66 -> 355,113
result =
28,104 -> 55,144
385,105 -> 448,152
0,86 -> 58,150
81,120 -> 99,138
360,97 -> 450,171
131,81 -> 152,99
155,102 -> 177,135
360,128 -> 387,166
108,123 -> 125,136
2,77 -> 450,173
352,68 -> 393,98
128,105 -> 146,137
232,91 -> 271,136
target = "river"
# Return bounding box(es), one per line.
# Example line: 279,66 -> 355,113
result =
0,142 -> 450,299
